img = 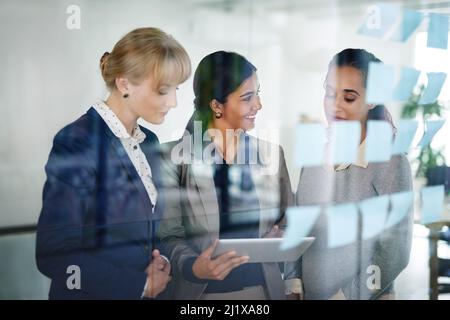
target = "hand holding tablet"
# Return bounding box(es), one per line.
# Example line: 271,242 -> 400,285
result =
192,239 -> 250,281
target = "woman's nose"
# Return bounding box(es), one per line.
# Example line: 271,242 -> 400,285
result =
254,96 -> 262,110
167,90 -> 177,108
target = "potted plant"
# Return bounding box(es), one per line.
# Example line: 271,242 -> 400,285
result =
401,85 -> 449,193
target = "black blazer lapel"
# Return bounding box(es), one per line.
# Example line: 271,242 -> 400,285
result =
88,107 -> 154,218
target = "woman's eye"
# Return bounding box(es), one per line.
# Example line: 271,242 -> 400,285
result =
345,97 -> 356,102
242,96 -> 252,102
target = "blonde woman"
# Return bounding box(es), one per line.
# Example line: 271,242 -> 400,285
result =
36,27 -> 191,299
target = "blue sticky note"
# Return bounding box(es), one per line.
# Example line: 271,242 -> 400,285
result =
359,195 -> 390,239
427,13 -> 449,49
358,3 -> 400,38
391,120 -> 418,155
386,191 -> 414,229
418,119 -> 446,147
327,203 -> 358,248
280,206 -> 321,250
393,67 -> 421,101
390,9 -> 424,41
421,185 -> 445,224
330,121 -> 361,165
294,123 -> 326,167
365,120 -> 392,163
366,62 -> 395,104
419,72 -> 447,105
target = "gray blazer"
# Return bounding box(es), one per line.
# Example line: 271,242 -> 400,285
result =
295,154 -> 413,300
157,131 -> 294,300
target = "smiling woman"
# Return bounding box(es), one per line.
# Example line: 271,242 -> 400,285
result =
157,51 -> 295,300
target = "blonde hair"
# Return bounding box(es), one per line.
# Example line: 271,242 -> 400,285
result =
100,27 -> 191,90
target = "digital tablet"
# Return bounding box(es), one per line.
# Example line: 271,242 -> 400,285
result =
212,237 -> 315,263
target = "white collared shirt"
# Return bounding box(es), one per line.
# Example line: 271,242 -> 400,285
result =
334,139 -> 369,171
93,101 -> 158,211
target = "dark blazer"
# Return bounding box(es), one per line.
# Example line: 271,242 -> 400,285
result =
36,107 -> 165,299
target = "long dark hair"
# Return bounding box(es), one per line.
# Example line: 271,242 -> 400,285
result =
328,48 -> 397,133
186,51 -> 257,134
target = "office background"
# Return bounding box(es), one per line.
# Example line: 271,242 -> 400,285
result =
0,0 -> 449,299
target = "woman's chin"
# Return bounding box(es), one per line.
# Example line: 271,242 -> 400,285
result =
142,114 -> 165,125
243,122 -> 255,131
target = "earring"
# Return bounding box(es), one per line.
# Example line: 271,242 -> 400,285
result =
215,111 -> 222,119
123,93 -> 129,98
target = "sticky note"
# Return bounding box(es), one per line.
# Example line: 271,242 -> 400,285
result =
294,123 -> 326,167
359,195 -> 390,239
390,9 -> 424,41
366,62 -> 395,104
329,121 -> 361,165
418,119 -> 445,147
358,3 -> 400,38
427,13 -> 449,49
280,206 -> 321,250
421,185 -> 445,224
386,191 -> 414,228
419,72 -> 447,105
391,120 -> 418,155
365,120 -> 392,163
327,203 -> 358,248
393,67 -> 421,101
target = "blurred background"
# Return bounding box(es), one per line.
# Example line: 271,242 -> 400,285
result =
0,0 -> 449,299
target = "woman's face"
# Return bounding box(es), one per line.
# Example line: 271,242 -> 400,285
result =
127,74 -> 178,124
218,72 -> 262,131
323,65 -> 372,126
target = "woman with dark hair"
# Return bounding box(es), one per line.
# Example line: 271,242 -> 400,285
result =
158,51 -> 295,299
293,48 -> 413,299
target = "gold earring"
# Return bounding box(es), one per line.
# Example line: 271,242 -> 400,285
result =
215,111 -> 222,119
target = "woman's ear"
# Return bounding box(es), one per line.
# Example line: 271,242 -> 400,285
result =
115,77 -> 130,96
209,99 -> 224,114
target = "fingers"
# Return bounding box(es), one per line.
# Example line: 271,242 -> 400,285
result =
265,225 -> 283,238
146,271 -> 172,298
152,249 -> 161,259
268,225 -> 279,238
210,250 -> 237,269
215,255 -> 249,276
154,256 -> 168,270
162,261 -> 171,274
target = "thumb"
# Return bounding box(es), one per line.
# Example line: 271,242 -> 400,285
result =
152,249 -> 161,259
265,225 -> 278,238
203,239 -> 219,259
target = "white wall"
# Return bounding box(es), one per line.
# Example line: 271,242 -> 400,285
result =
0,0 -> 436,227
